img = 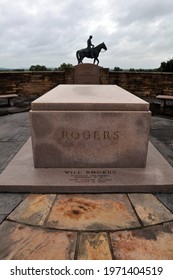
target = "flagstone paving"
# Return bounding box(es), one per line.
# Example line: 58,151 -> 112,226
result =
77,232 -> 112,260
0,193 -> 172,260
0,221 -> 77,260
0,215 -> 7,223
8,194 -> 56,226
46,194 -> 140,231
0,193 -> 28,215
128,194 -> 173,225
110,222 -> 173,260
156,193 -> 173,211
0,113 -> 173,259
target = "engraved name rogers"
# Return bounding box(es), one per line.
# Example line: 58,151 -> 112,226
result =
57,130 -> 119,141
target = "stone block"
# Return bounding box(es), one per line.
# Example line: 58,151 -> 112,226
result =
74,64 -> 100,84
30,85 -> 151,168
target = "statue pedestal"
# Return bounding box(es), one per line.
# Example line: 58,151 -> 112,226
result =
74,64 -> 100,84
30,85 -> 150,168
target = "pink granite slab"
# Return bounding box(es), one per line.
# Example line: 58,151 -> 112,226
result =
0,139 -> 172,193
31,85 -> 149,111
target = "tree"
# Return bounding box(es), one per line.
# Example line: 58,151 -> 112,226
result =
113,66 -> 122,71
158,58 -> 173,72
58,63 -> 73,71
129,68 -> 135,72
29,65 -> 48,71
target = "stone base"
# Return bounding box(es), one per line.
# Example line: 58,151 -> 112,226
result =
30,110 -> 150,168
74,64 -> 100,84
30,85 -> 151,168
0,138 -> 173,193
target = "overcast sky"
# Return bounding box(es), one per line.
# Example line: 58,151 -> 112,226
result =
0,0 -> 173,69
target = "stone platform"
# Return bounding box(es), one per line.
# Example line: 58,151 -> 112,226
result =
30,85 -> 150,168
0,138 -> 173,193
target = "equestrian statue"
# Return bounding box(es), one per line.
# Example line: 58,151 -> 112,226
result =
76,35 -> 107,65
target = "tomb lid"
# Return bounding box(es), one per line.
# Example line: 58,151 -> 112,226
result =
31,85 -> 149,111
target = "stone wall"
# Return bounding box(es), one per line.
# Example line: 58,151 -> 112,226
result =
0,71 -> 65,97
0,68 -> 173,98
109,71 -> 173,97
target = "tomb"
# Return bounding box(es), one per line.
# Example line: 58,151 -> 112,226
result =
0,84 -> 172,193
30,85 -> 151,168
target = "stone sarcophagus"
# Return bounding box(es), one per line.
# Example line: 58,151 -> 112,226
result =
30,85 -> 151,168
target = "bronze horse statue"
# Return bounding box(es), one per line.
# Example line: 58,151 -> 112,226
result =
76,42 -> 107,65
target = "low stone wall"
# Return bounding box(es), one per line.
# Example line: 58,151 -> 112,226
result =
0,68 -> 173,98
0,71 -> 65,97
109,71 -> 173,97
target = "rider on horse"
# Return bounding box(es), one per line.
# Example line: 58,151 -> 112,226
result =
87,35 -> 94,58
76,39 -> 107,65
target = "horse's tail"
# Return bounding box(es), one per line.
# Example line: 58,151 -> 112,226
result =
76,50 -> 80,64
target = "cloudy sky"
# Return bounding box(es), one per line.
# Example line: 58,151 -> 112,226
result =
0,0 -> 173,69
